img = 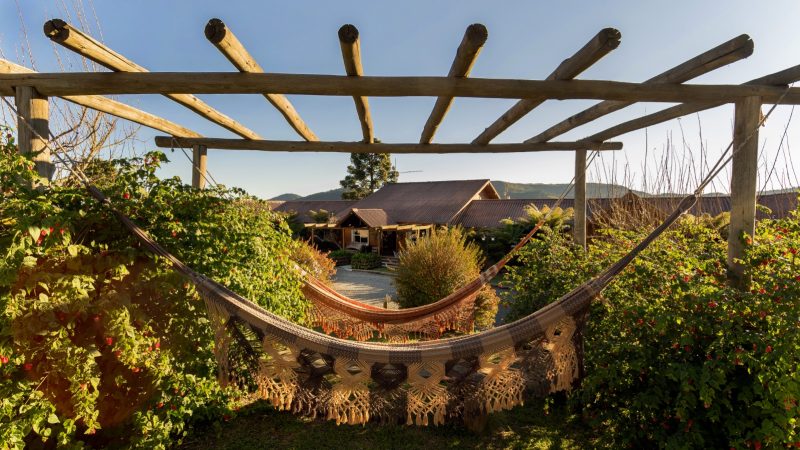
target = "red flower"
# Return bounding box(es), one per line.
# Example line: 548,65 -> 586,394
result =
171,231 -> 178,238
154,341 -> 160,350
766,345 -> 773,353
684,345 -> 692,352
23,362 -> 33,371
707,301 -> 718,309
123,192 -> 130,200
105,337 -> 113,346
0,355 -> 8,364
754,441 -> 762,450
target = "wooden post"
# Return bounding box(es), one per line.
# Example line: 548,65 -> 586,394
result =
574,150 -> 587,249
191,144 -> 208,189
727,96 -> 761,286
15,86 -> 53,180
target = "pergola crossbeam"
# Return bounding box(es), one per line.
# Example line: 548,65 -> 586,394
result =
526,34 -> 754,143
472,28 -> 621,145
44,19 -> 260,139
205,19 -> 317,141
338,24 -> 374,143
0,59 -> 201,138
3,73 -> 800,103
153,136 -> 622,153
584,63 -> 800,142
420,23 -> 488,144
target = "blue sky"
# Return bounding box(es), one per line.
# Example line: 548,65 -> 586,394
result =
2,0 -> 800,198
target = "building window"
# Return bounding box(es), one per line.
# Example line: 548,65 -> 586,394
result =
352,229 -> 369,245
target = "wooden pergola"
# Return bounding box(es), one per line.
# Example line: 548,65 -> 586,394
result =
3,18 -> 798,283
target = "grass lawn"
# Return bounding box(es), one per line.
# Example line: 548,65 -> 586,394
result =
180,399 -> 594,450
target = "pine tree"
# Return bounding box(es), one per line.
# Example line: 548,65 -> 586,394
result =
339,153 -> 399,200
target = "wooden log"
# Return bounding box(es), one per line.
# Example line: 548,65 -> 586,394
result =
573,149 -> 587,249
727,96 -> 761,286
584,64 -> 800,142
420,23 -> 488,144
338,24 -> 375,143
0,59 -> 201,138
44,19 -> 260,140
205,19 -> 317,141
191,144 -> 208,189
526,34 -> 754,143
3,72 -> 800,104
472,28 -> 620,145
15,86 -> 53,180
153,136 -> 623,153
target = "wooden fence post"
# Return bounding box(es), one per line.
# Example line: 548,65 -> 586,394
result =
191,144 -> 207,189
727,96 -> 761,286
574,149 -> 587,249
15,86 -> 53,181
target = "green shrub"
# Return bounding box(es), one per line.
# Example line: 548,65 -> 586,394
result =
328,249 -> 353,266
504,209 -> 800,448
350,252 -> 382,270
0,140 -> 307,447
395,227 -> 499,326
292,243 -> 336,284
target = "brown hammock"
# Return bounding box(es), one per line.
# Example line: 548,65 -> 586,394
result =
85,183 -> 698,426
301,215 -> 556,342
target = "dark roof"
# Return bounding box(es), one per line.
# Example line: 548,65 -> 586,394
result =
273,200 -> 356,223
454,192 -> 797,229
347,179 -> 499,225
339,208 -> 391,227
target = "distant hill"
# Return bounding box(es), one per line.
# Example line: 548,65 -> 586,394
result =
491,181 -> 642,199
270,193 -> 302,201
271,181 -> 641,201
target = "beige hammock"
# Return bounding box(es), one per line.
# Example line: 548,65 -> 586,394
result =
85,183 -> 698,426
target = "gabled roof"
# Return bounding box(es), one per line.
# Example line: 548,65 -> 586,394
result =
338,208 -> 391,227
273,200 -> 356,223
347,179 -> 499,225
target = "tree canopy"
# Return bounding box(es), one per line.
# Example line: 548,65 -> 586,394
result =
339,152 -> 398,200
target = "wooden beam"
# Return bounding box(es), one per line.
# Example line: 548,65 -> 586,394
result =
338,24 -> 375,143
205,19 -> 316,141
420,23 -> 488,144
573,149 -> 587,249
727,96 -> 761,286
153,136 -> 622,153
0,59 -> 201,138
43,19 -> 260,139
526,34 -> 754,143
472,28 -> 620,145
191,144 -> 208,189
15,86 -> 53,180
4,72 -> 800,104
584,64 -> 800,142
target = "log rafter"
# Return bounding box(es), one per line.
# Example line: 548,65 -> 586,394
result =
584,64 -> 800,142
420,23 -> 488,144
205,18 -> 317,141
526,34 -> 754,143
472,27 -> 621,145
43,19 -> 259,139
0,59 -> 201,138
338,24 -> 374,143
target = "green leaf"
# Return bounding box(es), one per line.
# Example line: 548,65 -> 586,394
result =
47,413 -> 60,424
67,245 -> 79,257
28,226 -> 41,241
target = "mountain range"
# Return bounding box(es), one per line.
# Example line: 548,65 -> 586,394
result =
271,181 -> 643,201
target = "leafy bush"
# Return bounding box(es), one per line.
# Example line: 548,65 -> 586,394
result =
291,243 -> 336,284
504,208 -> 800,448
328,249 -> 353,266
350,252 -> 382,270
0,140 -> 308,447
395,227 -> 499,327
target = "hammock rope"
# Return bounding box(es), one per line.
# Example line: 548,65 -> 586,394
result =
2,85 -> 785,425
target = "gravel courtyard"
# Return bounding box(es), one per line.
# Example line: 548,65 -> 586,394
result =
331,267 -> 399,308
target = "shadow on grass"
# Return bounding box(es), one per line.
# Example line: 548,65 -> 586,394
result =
180,398 -> 593,450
